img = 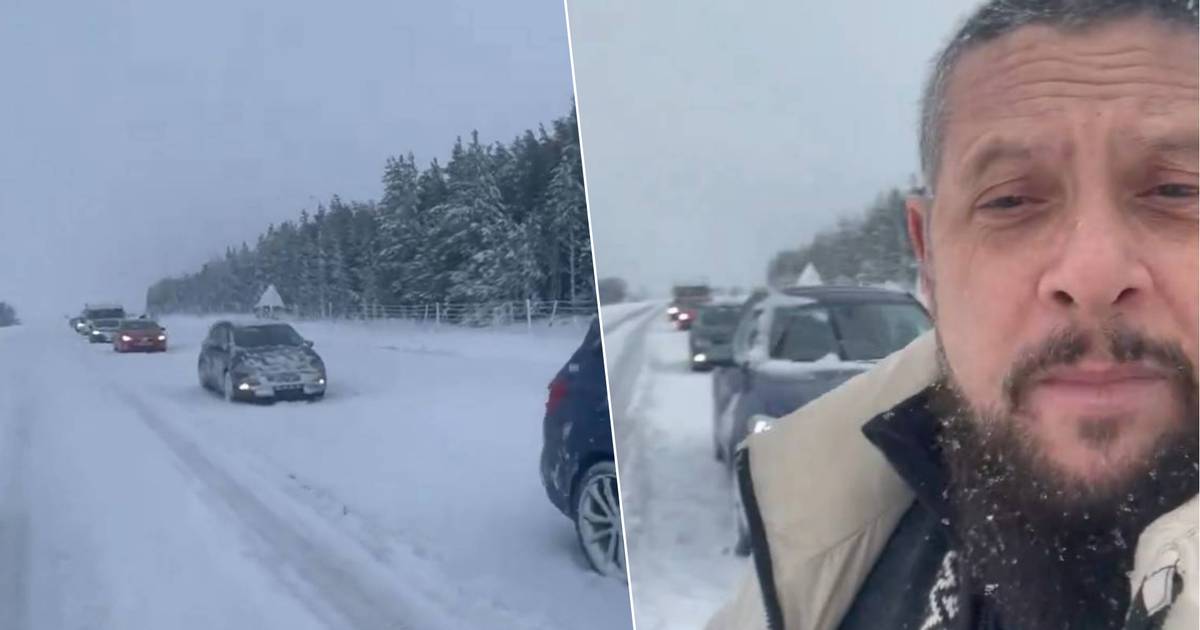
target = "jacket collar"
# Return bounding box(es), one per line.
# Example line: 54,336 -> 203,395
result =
861,389 -> 951,521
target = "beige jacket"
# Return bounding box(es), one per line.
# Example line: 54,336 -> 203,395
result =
706,332 -> 1198,630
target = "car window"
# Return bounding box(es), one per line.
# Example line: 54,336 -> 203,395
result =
233,325 -> 305,348
829,302 -> 931,361
770,307 -> 839,362
699,306 -> 740,328
208,324 -> 230,347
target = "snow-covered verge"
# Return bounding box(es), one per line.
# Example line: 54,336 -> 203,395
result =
0,317 -> 632,630
599,301 -> 658,332
602,311 -> 746,630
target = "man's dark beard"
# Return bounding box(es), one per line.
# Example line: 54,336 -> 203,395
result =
931,323 -> 1199,630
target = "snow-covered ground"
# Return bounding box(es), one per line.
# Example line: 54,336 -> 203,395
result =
0,317 -> 632,630
600,306 -> 746,630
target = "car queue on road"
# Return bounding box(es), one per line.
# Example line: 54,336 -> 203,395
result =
69,303 -> 328,405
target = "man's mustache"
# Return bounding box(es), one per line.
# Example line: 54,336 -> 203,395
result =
1002,323 -> 1197,413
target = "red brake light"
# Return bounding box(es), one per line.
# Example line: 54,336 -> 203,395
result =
546,376 -> 568,415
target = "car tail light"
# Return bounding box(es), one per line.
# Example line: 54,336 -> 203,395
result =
546,376 -> 568,415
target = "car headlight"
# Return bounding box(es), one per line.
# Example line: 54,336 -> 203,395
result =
316,377 -> 326,386
752,417 -> 774,435
693,353 -> 708,363
157,335 -> 166,341
678,312 -> 691,321
91,330 -> 102,335
667,306 -> 679,315
120,335 -> 132,342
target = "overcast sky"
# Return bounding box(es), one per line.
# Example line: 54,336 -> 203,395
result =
568,0 -> 975,296
0,0 -> 573,319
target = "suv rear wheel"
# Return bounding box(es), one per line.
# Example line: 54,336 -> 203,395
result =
573,461 -> 626,580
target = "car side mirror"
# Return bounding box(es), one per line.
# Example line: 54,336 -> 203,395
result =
304,339 -> 314,348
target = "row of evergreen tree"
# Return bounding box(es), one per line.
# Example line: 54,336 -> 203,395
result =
766,186 -> 919,289
147,107 -> 592,317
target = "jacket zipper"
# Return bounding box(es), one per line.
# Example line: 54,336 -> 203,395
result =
736,446 -> 786,630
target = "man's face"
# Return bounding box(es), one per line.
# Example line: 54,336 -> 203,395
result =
912,16 -> 1198,486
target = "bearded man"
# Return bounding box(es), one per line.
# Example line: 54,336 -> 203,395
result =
707,1 -> 1198,628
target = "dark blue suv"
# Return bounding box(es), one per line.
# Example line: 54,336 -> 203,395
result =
711,285 -> 931,553
539,317 -> 623,579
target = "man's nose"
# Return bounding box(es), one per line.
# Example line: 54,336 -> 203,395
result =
1036,194 -> 1152,316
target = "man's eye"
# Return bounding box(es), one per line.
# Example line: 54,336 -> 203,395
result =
978,195 -> 1029,210
1142,183 -> 1198,199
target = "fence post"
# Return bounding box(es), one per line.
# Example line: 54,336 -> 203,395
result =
526,299 -> 533,333
435,303 -> 441,329
550,300 -> 559,328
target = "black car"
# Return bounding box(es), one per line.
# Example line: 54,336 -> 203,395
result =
539,318 -> 623,579
687,302 -> 743,371
711,285 -> 931,553
198,321 -> 327,403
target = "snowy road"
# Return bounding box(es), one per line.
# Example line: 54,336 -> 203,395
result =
601,306 -> 746,630
0,318 -> 632,630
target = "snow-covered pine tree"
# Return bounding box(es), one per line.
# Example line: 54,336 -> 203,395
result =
376,154 -> 422,304
442,133 -> 527,304
542,127 -> 590,303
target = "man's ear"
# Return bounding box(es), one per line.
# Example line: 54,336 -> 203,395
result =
906,195 -> 934,305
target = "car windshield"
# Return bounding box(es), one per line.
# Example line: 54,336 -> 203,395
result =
234,325 -> 305,348
94,319 -> 121,329
86,309 -> 124,319
121,320 -> 158,330
698,306 -> 740,327
769,301 -> 931,362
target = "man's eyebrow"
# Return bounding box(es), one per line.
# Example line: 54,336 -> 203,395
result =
957,138 -> 1034,185
1131,131 -> 1199,161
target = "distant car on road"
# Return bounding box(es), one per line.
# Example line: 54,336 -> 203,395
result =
687,302 -> 743,371
113,319 -> 168,353
198,321 -> 327,403
87,319 -> 124,343
76,304 -> 126,336
539,318 -> 623,580
667,284 -> 711,328
711,285 -> 931,553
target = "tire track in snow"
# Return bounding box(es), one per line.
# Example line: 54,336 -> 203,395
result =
0,371 -> 34,630
602,306 -> 661,625
111,389 -> 455,630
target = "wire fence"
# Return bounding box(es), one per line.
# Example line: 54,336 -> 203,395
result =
256,299 -> 598,329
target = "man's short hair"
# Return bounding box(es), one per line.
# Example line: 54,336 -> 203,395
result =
919,0 -> 1199,192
